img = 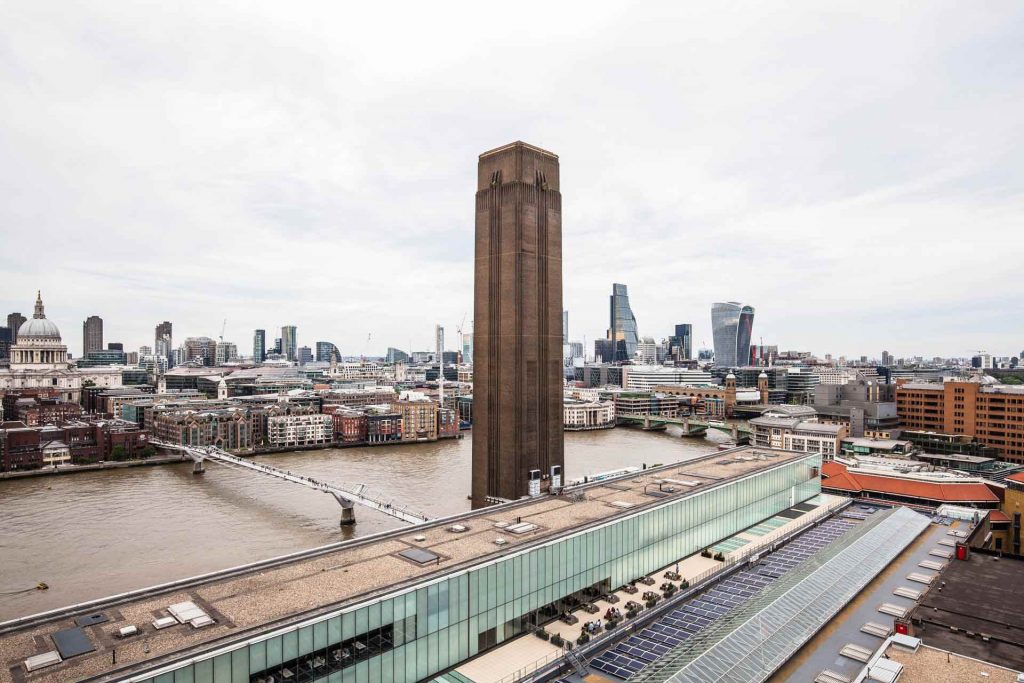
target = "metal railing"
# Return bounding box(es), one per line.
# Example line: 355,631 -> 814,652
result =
150,442 -> 430,524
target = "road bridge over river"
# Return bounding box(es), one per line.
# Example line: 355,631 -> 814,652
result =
617,414 -> 754,443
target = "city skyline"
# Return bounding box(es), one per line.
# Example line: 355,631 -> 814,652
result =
3,4 -> 1022,359
3,288 -> 1021,363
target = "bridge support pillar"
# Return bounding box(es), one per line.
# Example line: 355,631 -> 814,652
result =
731,425 -> 739,440
339,505 -> 355,526
332,493 -> 356,526
643,416 -> 651,430
192,459 -> 205,475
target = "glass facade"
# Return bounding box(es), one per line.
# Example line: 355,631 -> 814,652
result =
609,283 -> 639,362
710,303 -> 755,369
128,456 -> 820,683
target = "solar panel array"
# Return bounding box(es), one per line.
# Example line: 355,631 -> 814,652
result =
590,517 -> 856,679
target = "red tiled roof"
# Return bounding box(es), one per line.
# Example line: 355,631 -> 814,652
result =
820,462 -> 999,504
989,510 -> 1011,523
821,461 -> 847,478
1006,472 -> 1024,484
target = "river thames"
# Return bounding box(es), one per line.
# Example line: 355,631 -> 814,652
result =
0,427 -> 727,620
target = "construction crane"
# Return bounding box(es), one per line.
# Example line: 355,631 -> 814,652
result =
359,333 -> 372,363
219,319 -> 227,342
456,312 -> 467,360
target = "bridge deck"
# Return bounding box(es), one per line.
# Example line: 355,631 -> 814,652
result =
0,447 -> 809,683
195,446 -> 430,524
150,442 -> 429,524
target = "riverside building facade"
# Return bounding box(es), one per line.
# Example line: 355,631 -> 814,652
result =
0,447 -> 821,683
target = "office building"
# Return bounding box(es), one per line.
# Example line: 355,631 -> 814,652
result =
896,378 -> 1024,463
316,341 -> 339,362
749,343 -> 777,366
215,341 -> 238,365
82,315 -> 103,356
750,409 -> 847,459
621,365 -> 714,391
668,323 -> 692,361
472,141 -> 564,506
140,354 -> 168,376
784,366 -> 820,405
0,326 -> 11,360
711,301 -> 755,368
76,348 -> 127,367
386,347 -> 409,364
608,283 -> 639,361
281,325 -> 297,362
562,397 -> 615,430
297,346 -> 313,364
461,332 -> 473,365
155,321 -> 173,368
253,329 -> 266,363
593,338 -> 616,364
813,374 -> 898,438
575,362 -> 624,388
182,337 -> 217,366
7,312 -> 26,345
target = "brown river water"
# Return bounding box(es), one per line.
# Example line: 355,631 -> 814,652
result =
0,427 -> 728,620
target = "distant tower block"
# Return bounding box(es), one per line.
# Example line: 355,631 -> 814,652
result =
472,142 -> 564,507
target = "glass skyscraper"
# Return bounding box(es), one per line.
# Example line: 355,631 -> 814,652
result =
711,302 -> 755,368
281,325 -> 298,362
609,283 -> 639,361
669,323 -> 692,361
253,329 -> 266,363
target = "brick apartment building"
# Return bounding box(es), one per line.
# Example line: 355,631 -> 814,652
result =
0,419 -> 148,471
390,400 -> 438,442
897,379 -> 1024,463
327,408 -> 369,445
13,396 -> 82,426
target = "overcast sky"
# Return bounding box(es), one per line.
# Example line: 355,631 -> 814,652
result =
2,2 -> 1022,360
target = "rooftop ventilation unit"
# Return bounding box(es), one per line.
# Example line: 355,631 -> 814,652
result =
168,601 -> 208,624
24,652 -> 61,673
610,501 -> 635,509
494,538 -> 508,546
152,617 -> 177,630
117,626 -> 138,638
412,535 -> 426,542
447,524 -> 468,533
505,522 -> 538,534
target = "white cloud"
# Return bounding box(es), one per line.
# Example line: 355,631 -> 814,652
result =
1,1 -> 1021,358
